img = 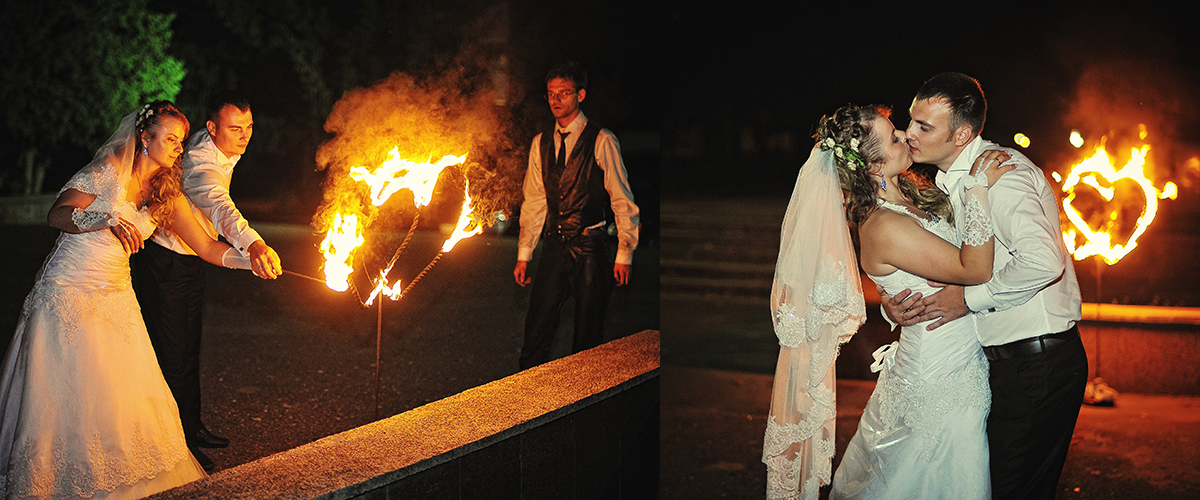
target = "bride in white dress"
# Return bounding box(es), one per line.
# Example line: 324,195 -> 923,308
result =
763,104 -> 1012,500
0,102 -> 252,499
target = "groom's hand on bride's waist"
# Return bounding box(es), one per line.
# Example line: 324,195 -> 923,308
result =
916,281 -> 969,330
880,286 -> 924,328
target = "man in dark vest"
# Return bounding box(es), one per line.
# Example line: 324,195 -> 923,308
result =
513,62 -> 640,370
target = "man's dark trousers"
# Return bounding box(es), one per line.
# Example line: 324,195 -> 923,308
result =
133,240 -> 206,438
987,332 -> 1088,499
519,229 -> 614,370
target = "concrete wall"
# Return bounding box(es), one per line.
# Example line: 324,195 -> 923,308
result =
840,301 -> 1200,396
1079,304 -> 1200,395
153,330 -> 660,499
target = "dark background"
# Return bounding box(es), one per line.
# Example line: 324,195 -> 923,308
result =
660,1 -> 1200,307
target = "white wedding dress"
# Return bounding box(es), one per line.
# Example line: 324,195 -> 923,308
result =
830,201 -> 991,499
0,161 -> 205,499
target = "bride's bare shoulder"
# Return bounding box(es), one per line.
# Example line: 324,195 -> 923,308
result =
859,208 -> 914,238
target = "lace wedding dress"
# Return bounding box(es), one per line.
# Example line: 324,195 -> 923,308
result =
0,161 -> 205,499
830,201 -> 991,499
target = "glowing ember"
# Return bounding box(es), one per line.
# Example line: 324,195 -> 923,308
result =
441,183 -> 483,253
319,213 -> 364,292
1060,143 -> 1178,265
1069,130 -> 1085,148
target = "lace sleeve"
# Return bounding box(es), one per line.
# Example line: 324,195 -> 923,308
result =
70,208 -> 119,231
60,162 -> 120,199
961,181 -> 993,247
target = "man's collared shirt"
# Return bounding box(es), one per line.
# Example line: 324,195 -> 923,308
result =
518,111 -> 640,265
937,136 -> 1082,346
151,130 -> 263,257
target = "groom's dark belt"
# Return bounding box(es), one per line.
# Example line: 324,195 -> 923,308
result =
983,325 -> 1079,361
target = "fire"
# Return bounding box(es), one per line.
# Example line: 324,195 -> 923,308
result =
318,148 -> 484,304
363,269 -> 401,307
1060,142 -> 1178,265
441,182 -> 483,253
318,213 -> 365,292
350,148 -> 468,207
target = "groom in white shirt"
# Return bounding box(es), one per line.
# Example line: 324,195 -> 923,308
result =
882,73 -> 1087,500
133,91 -> 282,472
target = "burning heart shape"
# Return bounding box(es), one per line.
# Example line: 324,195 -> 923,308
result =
1060,145 -> 1177,265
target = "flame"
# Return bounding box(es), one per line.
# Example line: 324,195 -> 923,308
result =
318,148 -> 477,302
350,148 -> 468,207
1060,143 -> 1177,265
363,269 -> 401,306
441,182 -> 483,253
318,213 -> 364,292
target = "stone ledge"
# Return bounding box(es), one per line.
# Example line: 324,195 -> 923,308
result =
0,195 -> 56,225
152,330 -> 660,499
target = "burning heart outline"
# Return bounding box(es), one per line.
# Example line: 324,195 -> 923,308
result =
1060,145 -> 1175,265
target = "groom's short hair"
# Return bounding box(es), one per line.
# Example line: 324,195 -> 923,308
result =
545,62 -> 588,90
205,90 -> 251,125
916,72 -> 986,137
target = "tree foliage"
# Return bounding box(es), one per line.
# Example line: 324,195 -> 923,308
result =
0,0 -> 185,192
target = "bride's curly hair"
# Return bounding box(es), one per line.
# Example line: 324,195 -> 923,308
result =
134,100 -> 189,228
814,104 -> 952,225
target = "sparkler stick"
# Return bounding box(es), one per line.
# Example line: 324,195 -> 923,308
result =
282,269 -> 326,284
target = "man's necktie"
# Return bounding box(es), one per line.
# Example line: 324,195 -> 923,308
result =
557,131 -> 570,167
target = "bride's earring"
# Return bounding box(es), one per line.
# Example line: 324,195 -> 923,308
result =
142,147 -> 148,157
881,179 -> 887,190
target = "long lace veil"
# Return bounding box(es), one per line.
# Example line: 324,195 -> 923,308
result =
762,146 -> 865,500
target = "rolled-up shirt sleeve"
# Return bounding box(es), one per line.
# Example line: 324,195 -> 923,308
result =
517,134 -> 547,262
183,148 -> 262,257
964,165 -> 1066,313
596,129 -> 640,265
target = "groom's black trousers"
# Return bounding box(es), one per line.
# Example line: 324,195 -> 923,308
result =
519,228 -> 614,370
132,241 -> 206,438
985,328 -> 1088,500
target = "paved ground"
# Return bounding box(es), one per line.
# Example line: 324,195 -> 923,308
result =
5,220 -> 1199,499
0,222 -> 659,473
661,295 -> 1200,499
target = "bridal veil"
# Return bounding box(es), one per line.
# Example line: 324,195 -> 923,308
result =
763,147 -> 865,500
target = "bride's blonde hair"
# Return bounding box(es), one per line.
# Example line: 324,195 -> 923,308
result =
134,101 -> 189,228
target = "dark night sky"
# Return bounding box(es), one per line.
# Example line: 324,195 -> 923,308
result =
661,2 -> 1200,200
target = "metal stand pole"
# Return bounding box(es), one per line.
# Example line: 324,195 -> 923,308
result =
375,297 -> 382,421
1094,257 -> 1103,378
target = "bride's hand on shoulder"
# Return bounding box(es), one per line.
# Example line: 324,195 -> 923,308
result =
970,149 -> 1017,187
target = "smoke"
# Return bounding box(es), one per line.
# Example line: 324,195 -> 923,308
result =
312,69 -> 526,234
1052,5 -> 1200,185
1063,60 -> 1197,159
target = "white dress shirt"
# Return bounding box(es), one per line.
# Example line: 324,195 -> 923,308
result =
151,130 -> 263,257
937,136 -> 1082,346
518,111 -> 641,265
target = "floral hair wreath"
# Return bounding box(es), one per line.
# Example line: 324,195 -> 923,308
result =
818,134 -> 866,171
136,103 -> 156,130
